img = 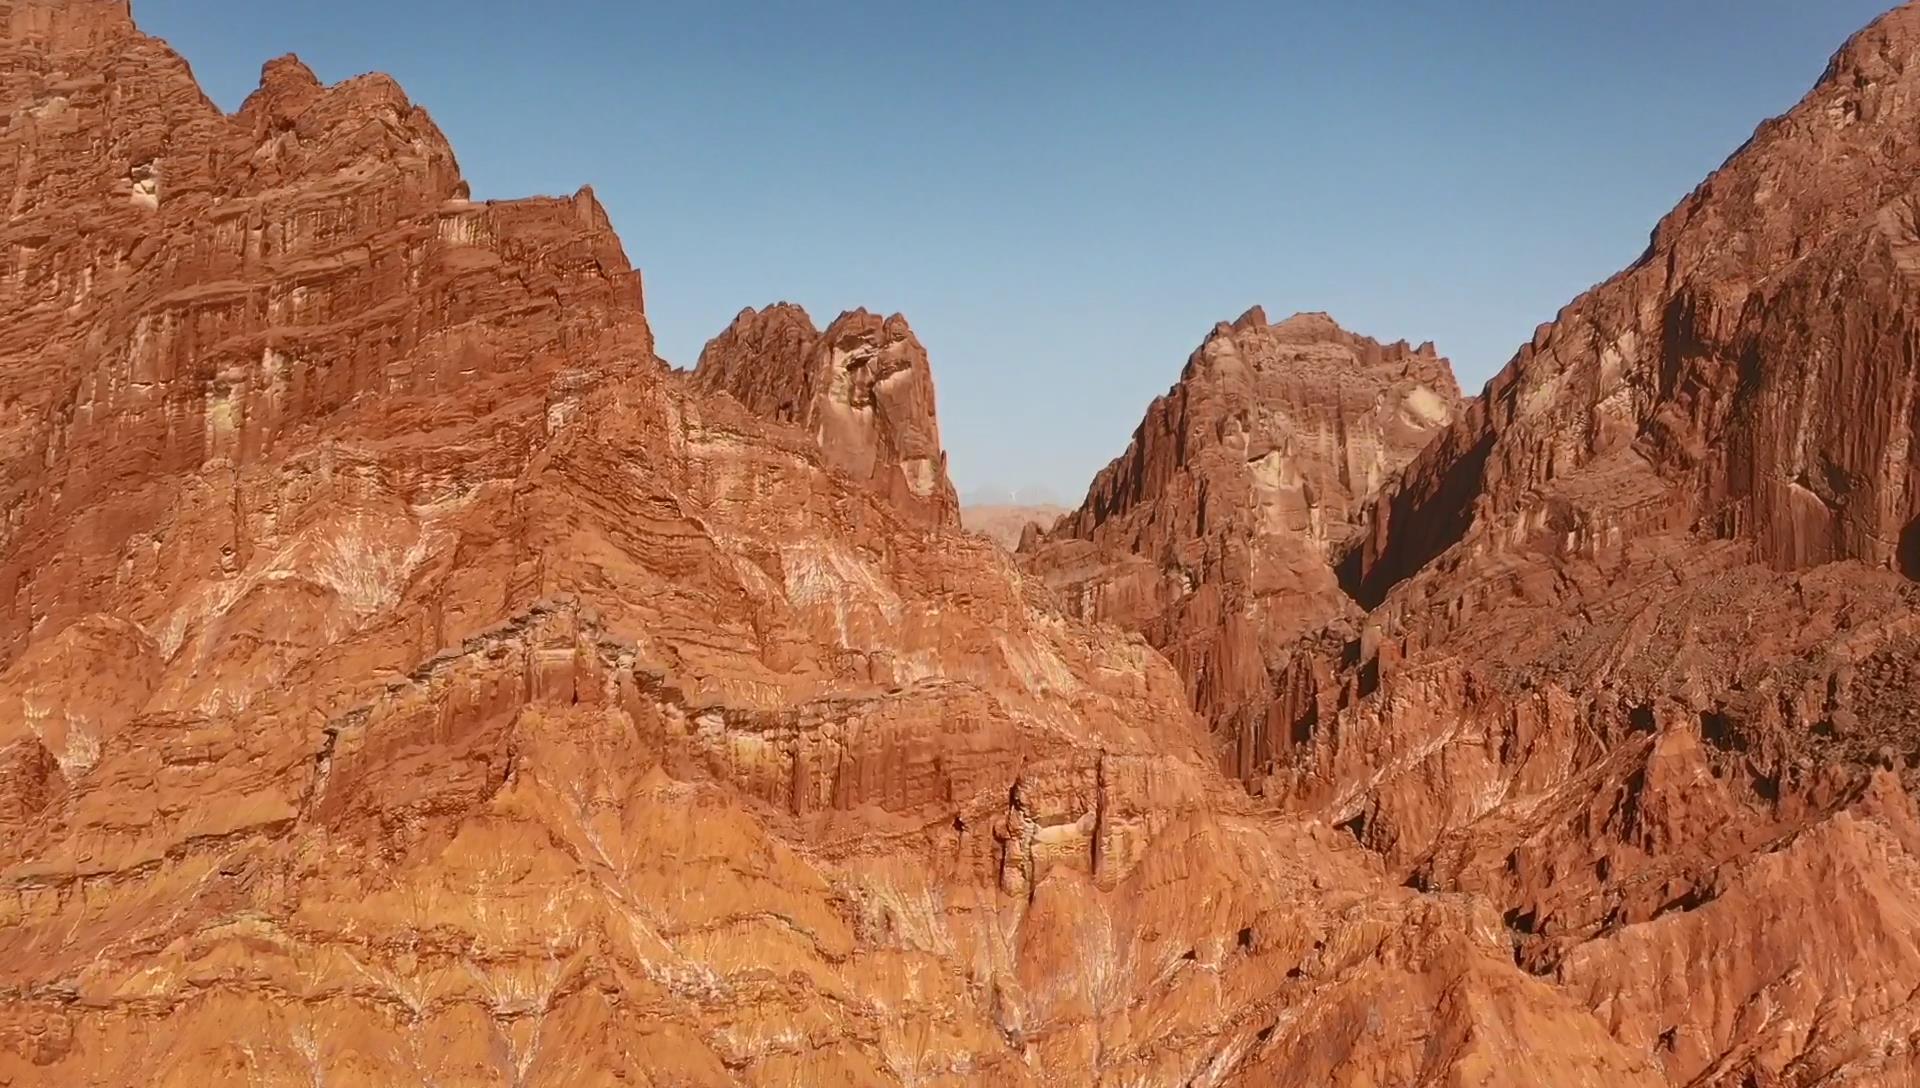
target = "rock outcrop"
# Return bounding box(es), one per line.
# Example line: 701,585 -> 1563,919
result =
1343,4 -> 1920,606
1004,6 -> 1920,1085
0,0 -> 650,670
0,5 -> 1678,1086
1025,308 -> 1462,770
1080,5 -> 1920,1085
11,0 -> 1920,1084
695,303 -> 961,527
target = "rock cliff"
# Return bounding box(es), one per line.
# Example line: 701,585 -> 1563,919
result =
1026,4 -> 1920,1085
1025,308 -> 1462,771
9,0 -> 1920,1085
0,4 -> 1669,1085
695,303 -> 961,528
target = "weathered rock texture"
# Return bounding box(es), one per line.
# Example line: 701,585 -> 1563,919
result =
0,4 -> 1687,1086
695,302 -> 961,528
16,0 -> 1920,1084
0,0 -> 651,669
1019,4 -> 1920,1086
1025,308 -> 1463,769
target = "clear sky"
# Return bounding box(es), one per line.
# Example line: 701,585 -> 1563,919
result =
138,0 -> 1898,505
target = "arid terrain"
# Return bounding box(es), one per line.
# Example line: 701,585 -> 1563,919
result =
6,1 -> 1920,1085
960,505 -> 1067,550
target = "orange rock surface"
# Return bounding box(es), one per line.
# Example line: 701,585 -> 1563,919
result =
5,1 -> 1920,1086
1021,5 -> 1920,1086
695,303 -> 961,528
1025,308 -> 1463,773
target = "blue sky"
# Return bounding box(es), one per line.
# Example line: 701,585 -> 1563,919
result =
139,0 -> 1897,504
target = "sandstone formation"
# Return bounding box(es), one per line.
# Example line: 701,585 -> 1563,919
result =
0,0 -> 652,671
0,4 -> 1675,1085
1025,308 -> 1462,768
1018,4 -> 1920,1086
9,0 -> 1920,1084
960,503 -> 1067,550
695,302 -> 961,528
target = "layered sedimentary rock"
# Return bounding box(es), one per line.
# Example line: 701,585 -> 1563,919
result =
990,6 -> 1920,1085
0,4 -> 1684,1086
695,302 -> 961,528
1343,7 -> 1920,603
1025,309 -> 1462,768
1216,5 -> 1920,1085
0,0 -> 651,669
15,0 -> 1920,1082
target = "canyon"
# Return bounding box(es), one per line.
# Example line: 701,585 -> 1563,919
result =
4,1 -> 1920,1085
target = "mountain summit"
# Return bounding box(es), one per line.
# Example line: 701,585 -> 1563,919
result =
9,1 -> 1920,1085
1026,308 -> 1462,769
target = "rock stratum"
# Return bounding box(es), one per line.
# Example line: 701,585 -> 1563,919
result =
694,303 -> 961,529
3,1 -> 1920,1086
1021,4 -> 1920,1086
1025,308 -> 1463,771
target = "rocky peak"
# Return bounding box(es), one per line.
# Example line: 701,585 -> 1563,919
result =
230,54 -> 462,198
695,303 -> 961,527
2,0 -> 133,48
1343,0 -> 1920,610
238,53 -> 323,122
1063,309 -> 1462,550
694,302 -> 821,423
1230,303 -> 1270,331
258,52 -> 321,91
1025,309 -> 1461,770
0,9 -> 648,665
1265,309 -> 1339,338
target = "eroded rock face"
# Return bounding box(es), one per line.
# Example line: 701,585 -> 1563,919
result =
12,0 -> 1920,1084
0,0 -> 651,670
1203,5 -> 1920,1084
1343,6 -> 1920,605
695,303 -> 961,527
1025,308 -> 1462,772
995,6 -> 1920,1083
0,6 -> 1676,1086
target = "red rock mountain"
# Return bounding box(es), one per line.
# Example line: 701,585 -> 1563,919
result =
695,302 -> 961,527
0,4 -> 1667,1085
1280,12 -> 1920,1078
5,0 -> 1920,1085
1020,4 -> 1920,1085
1026,308 -> 1463,772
